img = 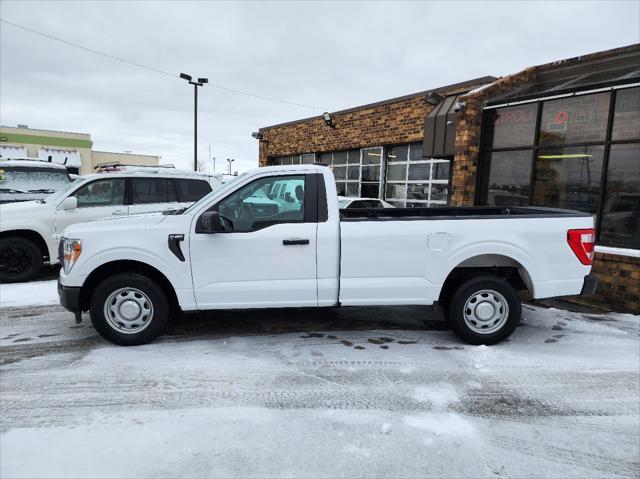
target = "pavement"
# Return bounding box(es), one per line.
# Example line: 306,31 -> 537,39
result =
1,292 -> 639,478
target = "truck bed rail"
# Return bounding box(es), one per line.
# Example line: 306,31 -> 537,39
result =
339,206 -> 592,221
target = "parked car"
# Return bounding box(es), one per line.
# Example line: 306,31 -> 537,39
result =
0,158 -> 72,204
338,196 -> 394,209
57,164 -> 596,346
0,169 -> 222,282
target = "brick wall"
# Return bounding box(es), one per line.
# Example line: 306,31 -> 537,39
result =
259,96 -> 431,165
571,252 -> 640,314
258,81 -> 491,166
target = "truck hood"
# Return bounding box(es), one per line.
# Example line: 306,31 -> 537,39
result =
0,199 -> 50,218
63,213 -> 168,236
0,192 -> 49,204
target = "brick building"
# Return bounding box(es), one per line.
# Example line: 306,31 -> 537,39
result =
256,44 -> 640,313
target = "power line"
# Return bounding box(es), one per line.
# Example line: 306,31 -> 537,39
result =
0,17 -> 325,110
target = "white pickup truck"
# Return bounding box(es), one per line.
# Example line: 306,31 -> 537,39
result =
58,164 -> 597,346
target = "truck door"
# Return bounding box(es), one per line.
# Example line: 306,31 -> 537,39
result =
189,173 -> 319,309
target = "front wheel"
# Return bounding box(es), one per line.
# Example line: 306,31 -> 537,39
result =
0,237 -> 43,283
447,275 -> 521,345
90,273 -> 169,346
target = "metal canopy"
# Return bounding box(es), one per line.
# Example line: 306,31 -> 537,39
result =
423,94 -> 460,158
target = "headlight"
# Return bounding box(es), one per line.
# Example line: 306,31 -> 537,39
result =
62,238 -> 82,274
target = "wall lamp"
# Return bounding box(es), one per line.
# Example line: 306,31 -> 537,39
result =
425,91 -> 444,106
452,101 -> 467,112
322,112 -> 335,128
252,132 -> 264,140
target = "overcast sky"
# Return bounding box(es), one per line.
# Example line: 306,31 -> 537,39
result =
1,1 -> 638,173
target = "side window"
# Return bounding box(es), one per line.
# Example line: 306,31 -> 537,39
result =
176,179 -> 212,202
74,179 -> 125,208
132,178 -> 178,205
216,175 -> 306,233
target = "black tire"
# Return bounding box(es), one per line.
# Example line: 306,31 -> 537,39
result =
0,237 -> 43,283
90,273 -> 170,346
447,275 -> 521,345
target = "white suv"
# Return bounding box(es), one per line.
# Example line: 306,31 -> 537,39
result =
0,169 -> 222,282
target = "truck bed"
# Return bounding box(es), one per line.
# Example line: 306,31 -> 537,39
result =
339,205 -> 592,221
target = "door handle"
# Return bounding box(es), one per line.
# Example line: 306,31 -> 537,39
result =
112,210 -> 127,216
283,238 -> 310,246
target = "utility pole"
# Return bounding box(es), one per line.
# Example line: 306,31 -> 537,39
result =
180,73 -> 208,171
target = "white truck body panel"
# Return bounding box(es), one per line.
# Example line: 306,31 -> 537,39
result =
59,165 -> 594,312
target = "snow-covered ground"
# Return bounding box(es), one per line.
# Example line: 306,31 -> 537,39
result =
0,279 -> 58,308
1,295 -> 638,478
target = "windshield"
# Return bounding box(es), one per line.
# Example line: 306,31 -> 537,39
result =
181,172 -> 247,215
43,177 -> 83,203
338,199 -> 350,208
0,166 -> 71,194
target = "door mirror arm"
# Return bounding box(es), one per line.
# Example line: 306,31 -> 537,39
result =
197,211 -> 225,234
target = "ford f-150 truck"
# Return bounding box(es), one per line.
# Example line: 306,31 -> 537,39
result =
58,164 -> 597,346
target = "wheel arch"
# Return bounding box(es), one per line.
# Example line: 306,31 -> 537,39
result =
79,260 -> 180,312
438,253 -> 534,305
0,229 -> 50,260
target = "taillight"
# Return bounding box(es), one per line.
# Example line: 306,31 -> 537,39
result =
567,228 -> 595,265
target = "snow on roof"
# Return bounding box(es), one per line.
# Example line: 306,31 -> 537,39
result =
0,158 -> 69,170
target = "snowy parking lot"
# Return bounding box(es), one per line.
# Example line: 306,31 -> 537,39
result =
1,279 -> 639,478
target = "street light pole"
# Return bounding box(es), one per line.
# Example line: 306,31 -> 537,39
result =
226,158 -> 235,175
180,73 -> 208,172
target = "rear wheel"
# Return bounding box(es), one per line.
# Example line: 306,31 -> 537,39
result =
90,273 -> 169,346
447,275 -> 521,345
0,237 -> 43,282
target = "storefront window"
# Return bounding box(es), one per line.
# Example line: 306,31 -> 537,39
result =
347,150 -> 360,164
333,151 -> 348,165
485,103 -> 538,149
599,143 -> 640,249
384,143 -> 450,207
532,145 -> 604,213
481,150 -> 532,206
539,93 -> 610,146
612,87 -> 640,141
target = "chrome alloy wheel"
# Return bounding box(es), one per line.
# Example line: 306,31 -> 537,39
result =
463,289 -> 509,335
103,287 -> 154,334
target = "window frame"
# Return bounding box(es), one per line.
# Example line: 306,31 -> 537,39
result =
199,173 -> 322,234
384,143 -> 451,207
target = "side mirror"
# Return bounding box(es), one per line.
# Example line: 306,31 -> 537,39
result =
197,211 -> 224,234
60,196 -> 77,210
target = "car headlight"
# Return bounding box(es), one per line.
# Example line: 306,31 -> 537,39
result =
62,238 -> 82,274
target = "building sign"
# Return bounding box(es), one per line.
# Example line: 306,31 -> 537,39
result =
539,92 -> 610,145
486,103 -> 538,149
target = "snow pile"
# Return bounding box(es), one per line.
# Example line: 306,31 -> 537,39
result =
0,279 -> 58,308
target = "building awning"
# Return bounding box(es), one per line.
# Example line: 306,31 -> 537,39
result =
37,148 -> 82,168
423,94 -> 460,158
0,144 -> 28,158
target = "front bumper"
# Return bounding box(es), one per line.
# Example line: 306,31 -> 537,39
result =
580,274 -> 598,296
58,279 -> 82,313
